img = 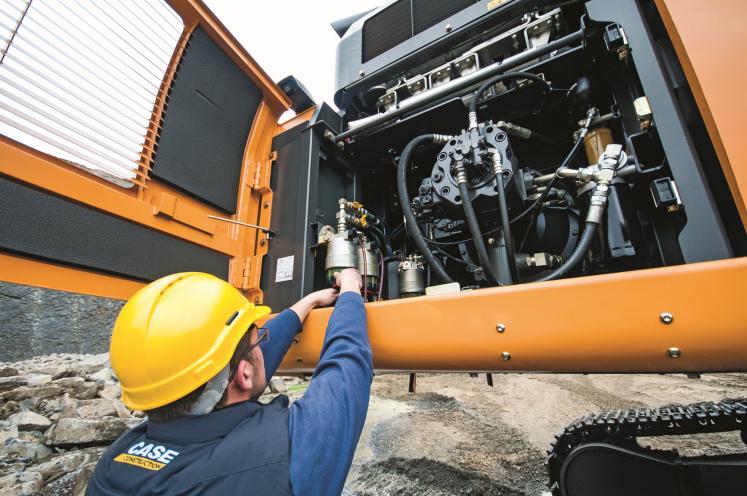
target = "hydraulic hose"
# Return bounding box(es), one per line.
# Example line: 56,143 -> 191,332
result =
397,134 -> 453,283
493,157 -> 518,284
468,72 -> 551,129
536,222 -> 597,282
457,181 -> 500,285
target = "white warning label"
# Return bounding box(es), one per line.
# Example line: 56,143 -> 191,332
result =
275,255 -> 294,282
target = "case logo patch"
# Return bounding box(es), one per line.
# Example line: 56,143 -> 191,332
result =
114,442 -> 180,471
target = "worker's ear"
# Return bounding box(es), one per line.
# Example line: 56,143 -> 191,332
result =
232,359 -> 254,392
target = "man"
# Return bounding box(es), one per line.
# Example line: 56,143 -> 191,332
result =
87,268 -> 371,495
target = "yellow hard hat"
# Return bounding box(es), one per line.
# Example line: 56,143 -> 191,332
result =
110,272 -> 271,411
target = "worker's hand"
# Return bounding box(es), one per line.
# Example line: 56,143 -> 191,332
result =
309,288 -> 339,308
335,268 -> 363,295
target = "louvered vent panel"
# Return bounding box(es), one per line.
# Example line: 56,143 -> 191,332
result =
0,0 -> 183,186
412,0 -> 477,35
361,0 -> 412,63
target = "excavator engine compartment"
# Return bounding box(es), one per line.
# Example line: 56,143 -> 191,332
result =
262,0 -> 744,309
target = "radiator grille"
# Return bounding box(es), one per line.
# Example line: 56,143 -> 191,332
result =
362,0 -> 478,63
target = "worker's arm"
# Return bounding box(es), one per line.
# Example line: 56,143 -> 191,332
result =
259,288 -> 338,381
288,269 -> 372,496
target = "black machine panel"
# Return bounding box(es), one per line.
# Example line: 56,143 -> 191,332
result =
0,177 -> 229,281
152,27 -> 262,213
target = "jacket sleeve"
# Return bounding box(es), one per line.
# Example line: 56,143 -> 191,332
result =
259,309 -> 303,381
287,292 -> 372,496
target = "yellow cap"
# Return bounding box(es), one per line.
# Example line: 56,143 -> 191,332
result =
110,272 -> 270,411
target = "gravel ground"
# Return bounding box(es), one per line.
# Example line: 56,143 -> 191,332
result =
342,373 -> 747,495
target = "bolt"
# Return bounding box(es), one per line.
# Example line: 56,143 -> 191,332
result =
296,356 -> 303,363
293,336 -> 300,344
433,173 -> 443,182
445,24 -> 453,32
501,352 -> 511,361
487,238 -> 496,246
254,297 -> 260,304
496,323 -> 505,333
667,347 -> 681,358
263,201 -> 270,209
359,70 -> 365,77
440,186 -> 450,196
660,312 -> 674,324
259,238 -> 266,246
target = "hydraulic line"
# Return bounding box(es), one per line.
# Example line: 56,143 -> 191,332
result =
457,181 -> 501,284
467,72 -> 552,130
397,134 -> 453,283
492,150 -> 518,284
535,223 -> 597,282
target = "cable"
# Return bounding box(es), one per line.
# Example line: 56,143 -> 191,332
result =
377,248 -> 385,302
358,237 -> 368,301
535,223 -> 597,281
397,134 -> 453,283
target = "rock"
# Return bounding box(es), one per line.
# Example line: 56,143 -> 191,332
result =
52,378 -> 100,400
8,411 -> 52,431
0,400 -> 19,420
0,376 -> 28,392
72,462 -> 97,496
25,374 -> 52,386
97,382 -> 120,400
46,418 -> 136,446
0,367 -> 19,378
76,399 -> 116,418
112,400 -> 131,419
29,447 -> 104,483
268,377 -> 288,394
0,438 -> 53,462
39,394 -> 78,417
2,385 -> 63,402
0,421 -> 19,443
87,367 -> 112,383
77,354 -> 109,374
17,431 -> 45,444
0,471 -> 43,496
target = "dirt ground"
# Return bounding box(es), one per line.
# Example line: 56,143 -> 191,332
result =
338,372 -> 747,495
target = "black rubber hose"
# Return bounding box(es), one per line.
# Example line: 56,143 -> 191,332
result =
495,172 -> 518,284
536,223 -> 597,282
397,135 -> 453,283
468,72 -> 551,119
363,225 -> 387,254
458,182 -> 500,285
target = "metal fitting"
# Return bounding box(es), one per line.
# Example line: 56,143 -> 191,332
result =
667,347 -> 681,358
501,352 -> 511,361
585,144 -> 624,224
454,161 -> 468,185
660,312 -> 674,324
468,112 -> 478,131
492,149 -> 504,176
496,324 -> 506,333
433,134 -> 453,145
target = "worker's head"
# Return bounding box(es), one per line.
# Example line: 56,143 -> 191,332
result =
109,273 -> 271,421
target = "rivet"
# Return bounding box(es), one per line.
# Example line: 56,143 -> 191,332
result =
660,312 -> 674,324
501,351 -> 511,361
496,323 -> 505,333
667,347 -> 681,358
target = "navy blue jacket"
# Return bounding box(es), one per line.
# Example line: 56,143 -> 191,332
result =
88,292 -> 372,495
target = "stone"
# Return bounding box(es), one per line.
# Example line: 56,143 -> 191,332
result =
0,421 -> 19,443
0,438 -> 53,462
8,410 -> 52,431
25,374 -> 52,387
268,376 -> 288,394
0,471 -> 43,496
72,462 -> 97,496
97,382 -> 121,400
112,400 -> 131,419
0,400 -> 19,420
2,385 -> 63,402
0,367 -> 19,378
0,376 -> 28,392
52,377 -> 100,400
29,447 -> 104,483
46,418 -> 136,446
87,367 -> 112,383
76,399 -> 116,418
77,354 -> 109,373
17,431 -> 45,444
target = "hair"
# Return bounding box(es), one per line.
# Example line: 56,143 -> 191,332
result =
145,325 -> 257,422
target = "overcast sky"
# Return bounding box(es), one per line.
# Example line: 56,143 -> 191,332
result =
203,0 -> 384,109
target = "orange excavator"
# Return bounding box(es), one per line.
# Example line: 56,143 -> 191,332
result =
1,1 -> 745,494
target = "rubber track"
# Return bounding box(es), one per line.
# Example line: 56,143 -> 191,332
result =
545,398 -> 747,495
